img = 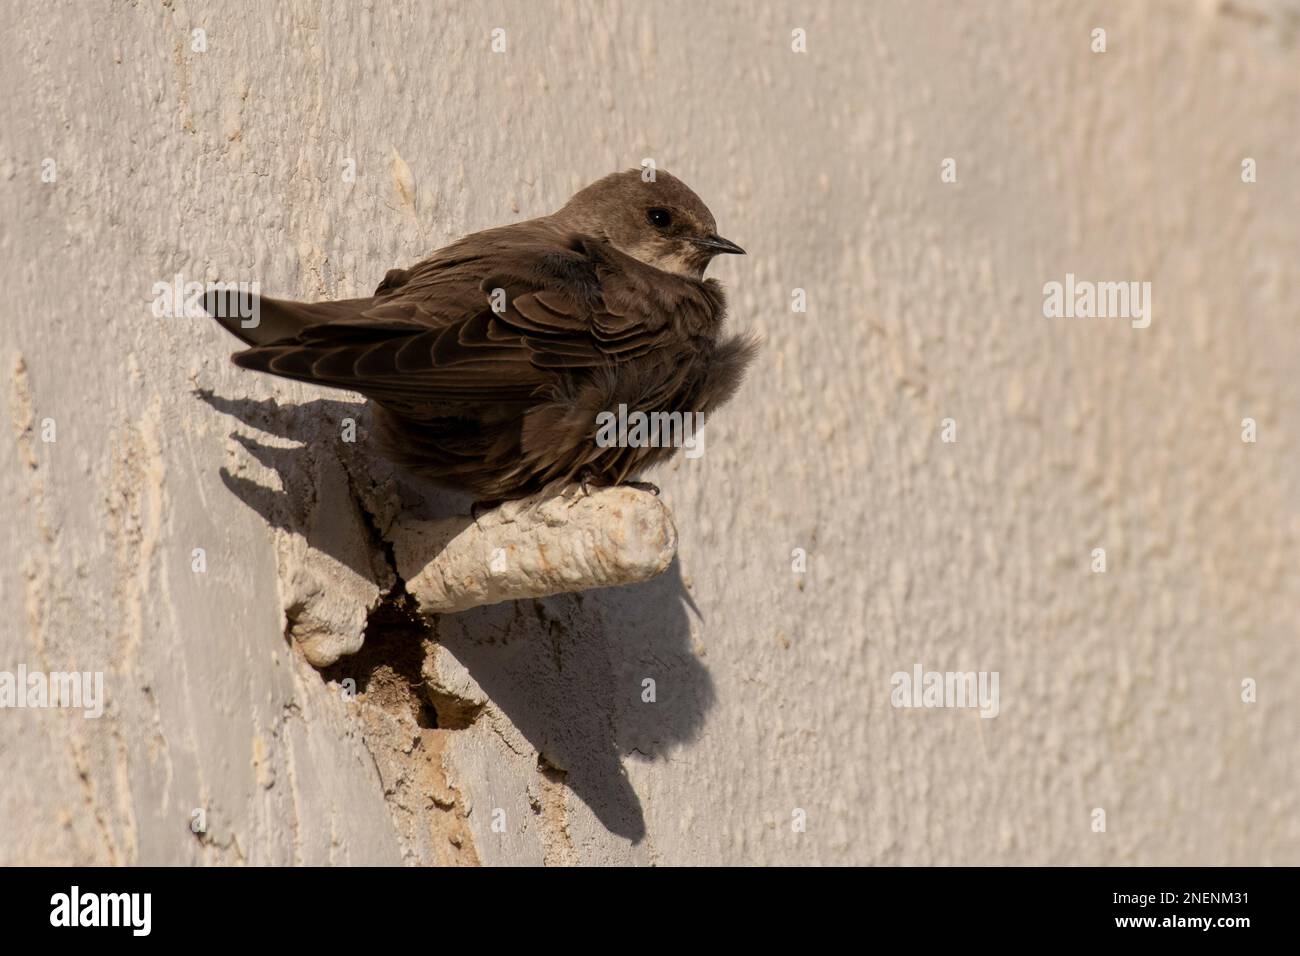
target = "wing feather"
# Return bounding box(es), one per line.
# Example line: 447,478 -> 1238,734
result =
231,224 -> 724,410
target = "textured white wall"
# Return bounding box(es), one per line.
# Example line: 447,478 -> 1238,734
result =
1,0 -> 1297,865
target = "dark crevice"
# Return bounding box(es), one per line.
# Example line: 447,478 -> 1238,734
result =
323,476 -> 484,731
345,469 -> 406,597
322,589 -> 437,729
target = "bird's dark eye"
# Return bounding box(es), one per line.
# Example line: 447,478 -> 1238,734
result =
646,207 -> 672,229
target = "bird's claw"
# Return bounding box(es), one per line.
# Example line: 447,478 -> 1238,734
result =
576,471 -> 602,497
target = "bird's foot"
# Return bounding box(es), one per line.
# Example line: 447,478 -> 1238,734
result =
575,470 -> 605,497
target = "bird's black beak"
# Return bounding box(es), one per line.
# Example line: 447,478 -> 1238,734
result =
691,234 -> 746,256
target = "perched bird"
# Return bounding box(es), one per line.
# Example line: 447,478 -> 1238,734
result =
206,168 -> 757,503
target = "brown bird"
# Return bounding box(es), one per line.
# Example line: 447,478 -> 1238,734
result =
206,168 -> 757,503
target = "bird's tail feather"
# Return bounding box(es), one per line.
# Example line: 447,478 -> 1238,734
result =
203,289 -> 375,347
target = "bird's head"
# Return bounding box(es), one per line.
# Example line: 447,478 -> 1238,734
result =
555,168 -> 745,278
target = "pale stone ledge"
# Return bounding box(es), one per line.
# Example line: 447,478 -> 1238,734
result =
393,485 -> 678,616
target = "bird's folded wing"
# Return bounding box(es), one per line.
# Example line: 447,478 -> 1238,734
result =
230,233 -> 723,411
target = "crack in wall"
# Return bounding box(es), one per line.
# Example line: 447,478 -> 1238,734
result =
532,754 -> 578,866
314,480 -> 487,864
320,606 -> 480,865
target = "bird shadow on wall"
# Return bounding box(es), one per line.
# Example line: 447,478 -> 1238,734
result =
197,388 -> 713,843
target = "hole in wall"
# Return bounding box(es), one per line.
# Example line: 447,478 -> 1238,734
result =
321,589 -> 438,728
